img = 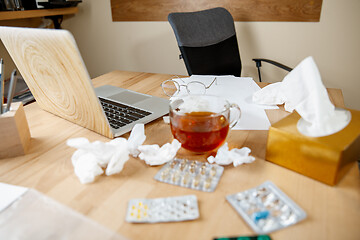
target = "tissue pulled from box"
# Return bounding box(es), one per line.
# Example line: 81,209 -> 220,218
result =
207,143 -> 255,167
252,56 -> 351,137
138,139 -> 181,166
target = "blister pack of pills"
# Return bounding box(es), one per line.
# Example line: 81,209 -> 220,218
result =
154,158 -> 224,192
125,195 -> 199,223
226,181 -> 307,234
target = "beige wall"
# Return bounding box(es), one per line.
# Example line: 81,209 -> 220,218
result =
0,1 -> 358,109
38,1 -> 360,110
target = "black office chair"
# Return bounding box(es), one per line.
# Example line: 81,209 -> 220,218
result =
168,7 -> 292,82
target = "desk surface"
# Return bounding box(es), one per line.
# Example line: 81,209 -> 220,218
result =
0,71 -> 359,240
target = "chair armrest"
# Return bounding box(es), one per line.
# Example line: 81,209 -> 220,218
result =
252,58 -> 293,82
252,58 -> 292,72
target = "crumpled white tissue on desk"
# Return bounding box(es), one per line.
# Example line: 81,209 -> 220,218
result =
207,143 -> 255,167
71,151 -> 104,184
67,124 -> 144,184
67,137 -> 129,184
127,123 -> 146,157
138,139 -> 181,166
163,116 -> 170,124
252,56 -> 351,137
67,124 -> 182,183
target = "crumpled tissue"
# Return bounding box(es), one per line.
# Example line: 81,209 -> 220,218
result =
138,139 -> 181,166
163,116 -> 170,124
252,56 -> 351,137
67,124 -> 182,183
207,143 -> 255,167
127,123 -> 146,157
67,137 -> 129,184
171,95 -> 217,113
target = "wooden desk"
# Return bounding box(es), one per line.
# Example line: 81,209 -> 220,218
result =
0,71 -> 359,240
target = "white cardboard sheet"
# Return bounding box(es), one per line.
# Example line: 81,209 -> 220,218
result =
0,182 -> 28,213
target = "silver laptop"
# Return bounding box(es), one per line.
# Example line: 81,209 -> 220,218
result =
0,27 -> 169,138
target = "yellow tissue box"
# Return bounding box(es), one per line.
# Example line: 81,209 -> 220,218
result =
266,109 -> 360,186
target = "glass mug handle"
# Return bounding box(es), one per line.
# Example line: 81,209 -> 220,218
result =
229,103 -> 241,128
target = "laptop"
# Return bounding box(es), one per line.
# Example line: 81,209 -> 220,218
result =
0,27 -> 169,138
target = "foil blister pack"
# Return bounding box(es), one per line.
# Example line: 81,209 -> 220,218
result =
226,181 -> 306,234
126,195 -> 199,223
154,158 -> 224,192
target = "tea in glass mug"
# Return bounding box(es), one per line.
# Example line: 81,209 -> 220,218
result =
169,95 -> 241,153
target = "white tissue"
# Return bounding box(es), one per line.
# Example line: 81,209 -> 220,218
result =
127,123 -> 146,157
163,116 -> 170,124
105,138 -> 129,176
138,139 -> 181,166
67,137 -> 130,183
72,152 -> 104,184
252,82 -> 285,106
67,137 -> 90,149
172,95 -> 217,113
253,56 -> 351,137
67,124 -> 148,183
67,124 -> 182,183
207,143 -> 255,167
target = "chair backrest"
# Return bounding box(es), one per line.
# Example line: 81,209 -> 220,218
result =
168,7 -> 242,77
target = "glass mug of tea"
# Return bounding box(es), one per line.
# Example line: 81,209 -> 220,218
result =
169,95 -> 241,153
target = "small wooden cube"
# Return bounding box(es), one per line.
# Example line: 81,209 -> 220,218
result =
0,102 -> 31,159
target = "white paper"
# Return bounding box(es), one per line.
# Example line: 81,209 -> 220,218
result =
0,182 -> 28,213
172,75 -> 272,130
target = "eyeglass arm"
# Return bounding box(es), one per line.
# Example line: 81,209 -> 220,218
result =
205,77 -> 217,89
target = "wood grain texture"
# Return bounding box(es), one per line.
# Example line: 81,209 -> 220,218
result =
111,0 -> 322,22
0,7 -> 78,21
0,71 -> 358,240
0,27 -> 113,138
0,102 -> 30,158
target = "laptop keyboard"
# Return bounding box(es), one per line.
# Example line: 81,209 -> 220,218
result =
99,97 -> 152,129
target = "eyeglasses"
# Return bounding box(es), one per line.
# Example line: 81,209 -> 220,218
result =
161,76 -> 217,97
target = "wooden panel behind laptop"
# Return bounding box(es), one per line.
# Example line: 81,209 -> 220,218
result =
111,0 -> 323,22
0,27 -> 113,138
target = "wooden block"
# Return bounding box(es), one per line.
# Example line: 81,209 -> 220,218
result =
0,102 -> 31,159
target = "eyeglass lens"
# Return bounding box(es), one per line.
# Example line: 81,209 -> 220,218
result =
162,80 -> 180,96
162,77 -> 215,97
186,81 -> 206,94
